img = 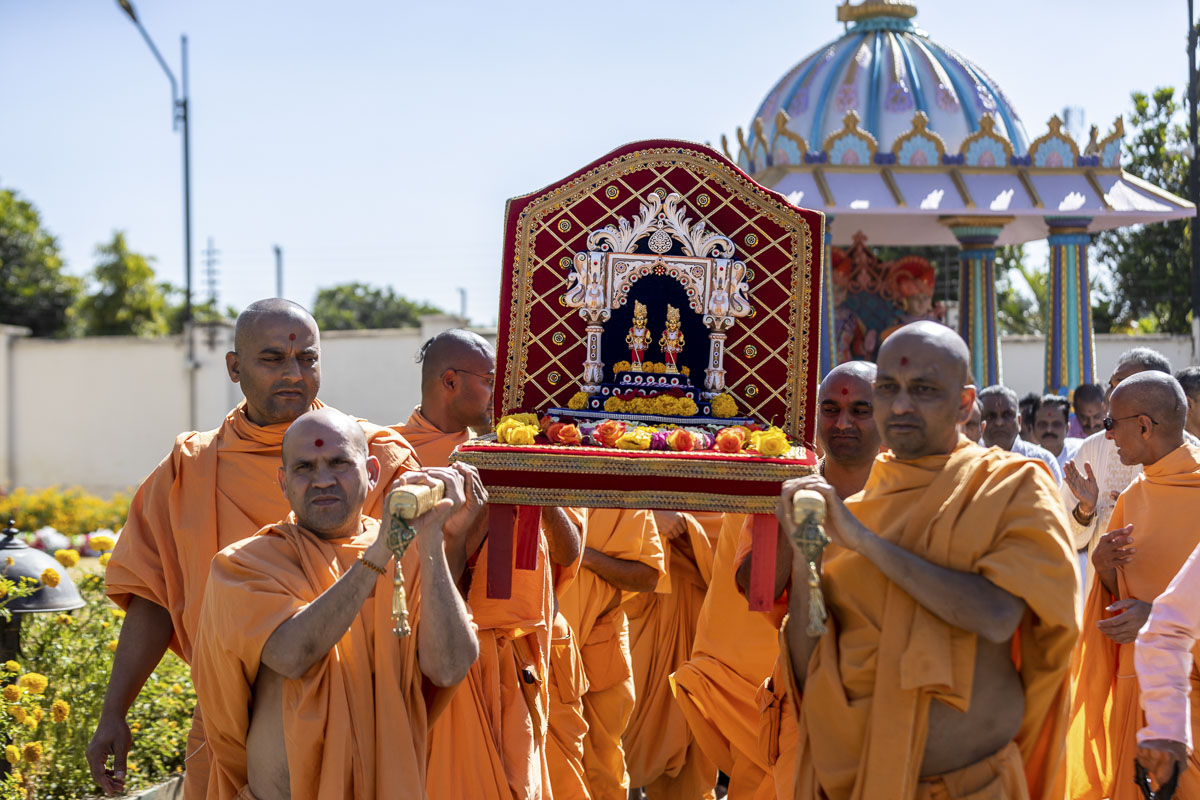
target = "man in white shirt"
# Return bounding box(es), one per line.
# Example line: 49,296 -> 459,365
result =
978,385 -> 1063,482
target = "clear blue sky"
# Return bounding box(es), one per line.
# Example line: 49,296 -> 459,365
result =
0,0 -> 1189,326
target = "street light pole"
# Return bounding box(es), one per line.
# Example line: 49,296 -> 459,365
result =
1189,0 -> 1200,358
115,0 -> 192,329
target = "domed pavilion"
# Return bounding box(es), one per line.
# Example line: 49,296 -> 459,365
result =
721,0 -> 1194,391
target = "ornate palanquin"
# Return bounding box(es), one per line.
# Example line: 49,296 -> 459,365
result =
450,140 -> 823,601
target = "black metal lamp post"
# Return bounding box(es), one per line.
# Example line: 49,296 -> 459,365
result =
0,521 -> 85,664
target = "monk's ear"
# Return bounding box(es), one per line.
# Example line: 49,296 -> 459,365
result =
226,351 -> 241,384
958,385 -> 978,423
364,455 -> 380,490
440,368 -> 457,392
277,466 -> 287,494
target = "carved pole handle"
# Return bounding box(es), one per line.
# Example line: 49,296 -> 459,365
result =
790,489 -> 830,637
384,481 -> 445,637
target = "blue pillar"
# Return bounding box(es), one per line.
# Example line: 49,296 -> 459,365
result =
1045,217 -> 1095,394
818,215 -> 836,377
943,217 -> 1011,388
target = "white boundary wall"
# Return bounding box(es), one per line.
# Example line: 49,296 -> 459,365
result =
0,324 -> 1195,495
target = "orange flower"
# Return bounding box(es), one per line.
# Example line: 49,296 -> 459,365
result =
715,427 -> 747,454
667,429 -> 696,451
592,420 -> 626,448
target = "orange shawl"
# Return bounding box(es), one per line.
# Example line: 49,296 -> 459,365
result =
792,441 -> 1079,800
395,407 -> 471,471
193,517 -> 430,800
106,400 -> 419,663
1066,443 -> 1200,799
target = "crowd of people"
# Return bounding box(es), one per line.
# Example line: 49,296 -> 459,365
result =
79,297 -> 1200,800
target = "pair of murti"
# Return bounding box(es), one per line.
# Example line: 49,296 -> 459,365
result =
385,483 -> 831,638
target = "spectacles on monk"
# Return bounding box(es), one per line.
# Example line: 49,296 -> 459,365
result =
452,368 -> 496,390
1102,414 -> 1159,431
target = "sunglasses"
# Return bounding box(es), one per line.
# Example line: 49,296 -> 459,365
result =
1102,414 -> 1159,431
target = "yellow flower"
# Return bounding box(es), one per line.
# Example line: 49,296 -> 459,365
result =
53,549 -> 80,568
171,684 -> 183,696
56,614 -> 72,626
682,366 -> 691,376
39,568 -> 59,588
22,716 -> 36,730
7,706 -> 24,722
107,640 -> 118,652
566,391 -> 591,411
4,557 -> 12,567
614,428 -> 653,451
710,393 -> 739,418
50,700 -> 68,723
611,360 -> 632,374
3,662 -> 18,674
101,621 -> 110,629
751,427 -> 791,458
506,425 -> 538,446
99,552 -> 112,567
17,673 -> 47,695
0,583 -> 8,600
30,707 -> 41,723
129,722 -> 140,733
111,608 -> 126,619
89,534 -> 116,552
498,413 -> 538,428
21,742 -> 41,764
2,685 -> 21,703
677,398 -> 699,417
493,419 -> 521,443
4,745 -> 17,764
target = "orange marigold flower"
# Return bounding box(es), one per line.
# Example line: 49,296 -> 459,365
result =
21,742 -> 41,764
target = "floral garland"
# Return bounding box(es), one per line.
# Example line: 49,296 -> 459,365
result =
493,414 -> 795,457
611,361 -> 690,376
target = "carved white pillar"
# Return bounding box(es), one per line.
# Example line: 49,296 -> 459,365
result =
705,331 -> 727,394
581,321 -> 605,392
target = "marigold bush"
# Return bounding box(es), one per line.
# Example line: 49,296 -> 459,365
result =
0,487 -> 130,539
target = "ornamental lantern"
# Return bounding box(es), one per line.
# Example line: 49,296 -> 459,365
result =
0,520 -> 85,662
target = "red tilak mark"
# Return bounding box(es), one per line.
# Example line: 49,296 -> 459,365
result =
841,387 -> 849,395
288,333 -> 296,341
900,357 -> 909,365
314,439 -> 324,447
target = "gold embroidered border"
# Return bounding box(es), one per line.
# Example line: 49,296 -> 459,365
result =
473,486 -> 786,514
500,143 -> 817,438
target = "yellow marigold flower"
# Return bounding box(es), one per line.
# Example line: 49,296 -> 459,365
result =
2,685 -> 20,703
3,662 -> 18,674
4,745 -> 18,764
17,673 -> 47,695
101,621 -> 110,629
53,549 -> 80,568
21,742 -> 41,764
171,684 -> 183,696
129,722 -> 141,733
89,534 -> 115,552
107,640 -> 118,652
677,398 -> 699,417
50,700 -> 68,723
99,553 -> 111,567
22,716 -> 36,729
710,393 -> 739,419
39,568 -> 59,588
566,391 -> 591,411
30,707 -> 41,723
4,557 -> 12,567
111,608 -> 126,619
7,706 -> 23,722
56,614 -> 71,626
0,583 -> 8,600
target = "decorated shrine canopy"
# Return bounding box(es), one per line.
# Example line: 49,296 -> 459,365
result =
723,0 -> 1194,247
493,138 -> 825,445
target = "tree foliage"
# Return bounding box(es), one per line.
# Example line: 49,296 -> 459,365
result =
1093,87 -> 1192,333
73,231 -> 173,337
0,188 -> 81,337
311,282 -> 443,330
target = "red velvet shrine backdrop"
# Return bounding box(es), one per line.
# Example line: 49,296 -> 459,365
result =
494,139 -> 825,444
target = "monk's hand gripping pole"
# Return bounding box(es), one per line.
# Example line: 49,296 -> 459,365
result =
791,489 -> 830,637
384,480 -> 445,638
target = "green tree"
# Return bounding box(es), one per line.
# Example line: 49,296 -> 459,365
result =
0,188 -> 81,337
312,282 -> 443,330
1093,87 -> 1192,333
74,232 -> 172,336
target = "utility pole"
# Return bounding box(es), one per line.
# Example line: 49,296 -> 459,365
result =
1190,0 -> 1200,360
457,287 -> 467,322
274,245 -> 283,298
201,237 -> 220,348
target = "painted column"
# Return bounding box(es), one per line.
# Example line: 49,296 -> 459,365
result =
1044,217 -> 1095,394
818,216 -> 836,377
942,216 -> 1012,388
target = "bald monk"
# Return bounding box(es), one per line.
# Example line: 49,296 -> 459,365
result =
399,329 -> 583,800
192,409 -> 479,799
87,300 -> 431,799
780,321 -> 1079,800
1067,372 -> 1200,799
558,508 -> 667,800
623,509 -> 721,799
732,361 -> 881,800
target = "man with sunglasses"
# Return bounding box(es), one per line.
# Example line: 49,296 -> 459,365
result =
1067,371 -> 1200,798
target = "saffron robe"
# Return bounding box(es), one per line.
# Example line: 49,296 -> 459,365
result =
558,508 -> 667,800
106,401 -> 419,798
790,441 -> 1079,800
1067,443 -> 1200,799
671,513 -> 782,800
193,517 -> 434,800
624,512 -> 720,799
399,409 -> 554,800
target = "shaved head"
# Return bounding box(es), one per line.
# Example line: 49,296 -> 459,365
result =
418,329 -> 495,390
282,408 -> 368,465
416,329 -> 496,431
234,298 -> 316,354
874,321 -> 975,458
822,360 -> 877,387
1112,372 -> 1187,435
817,360 -> 880,470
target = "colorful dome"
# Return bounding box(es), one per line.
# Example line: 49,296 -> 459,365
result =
746,0 -> 1029,166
